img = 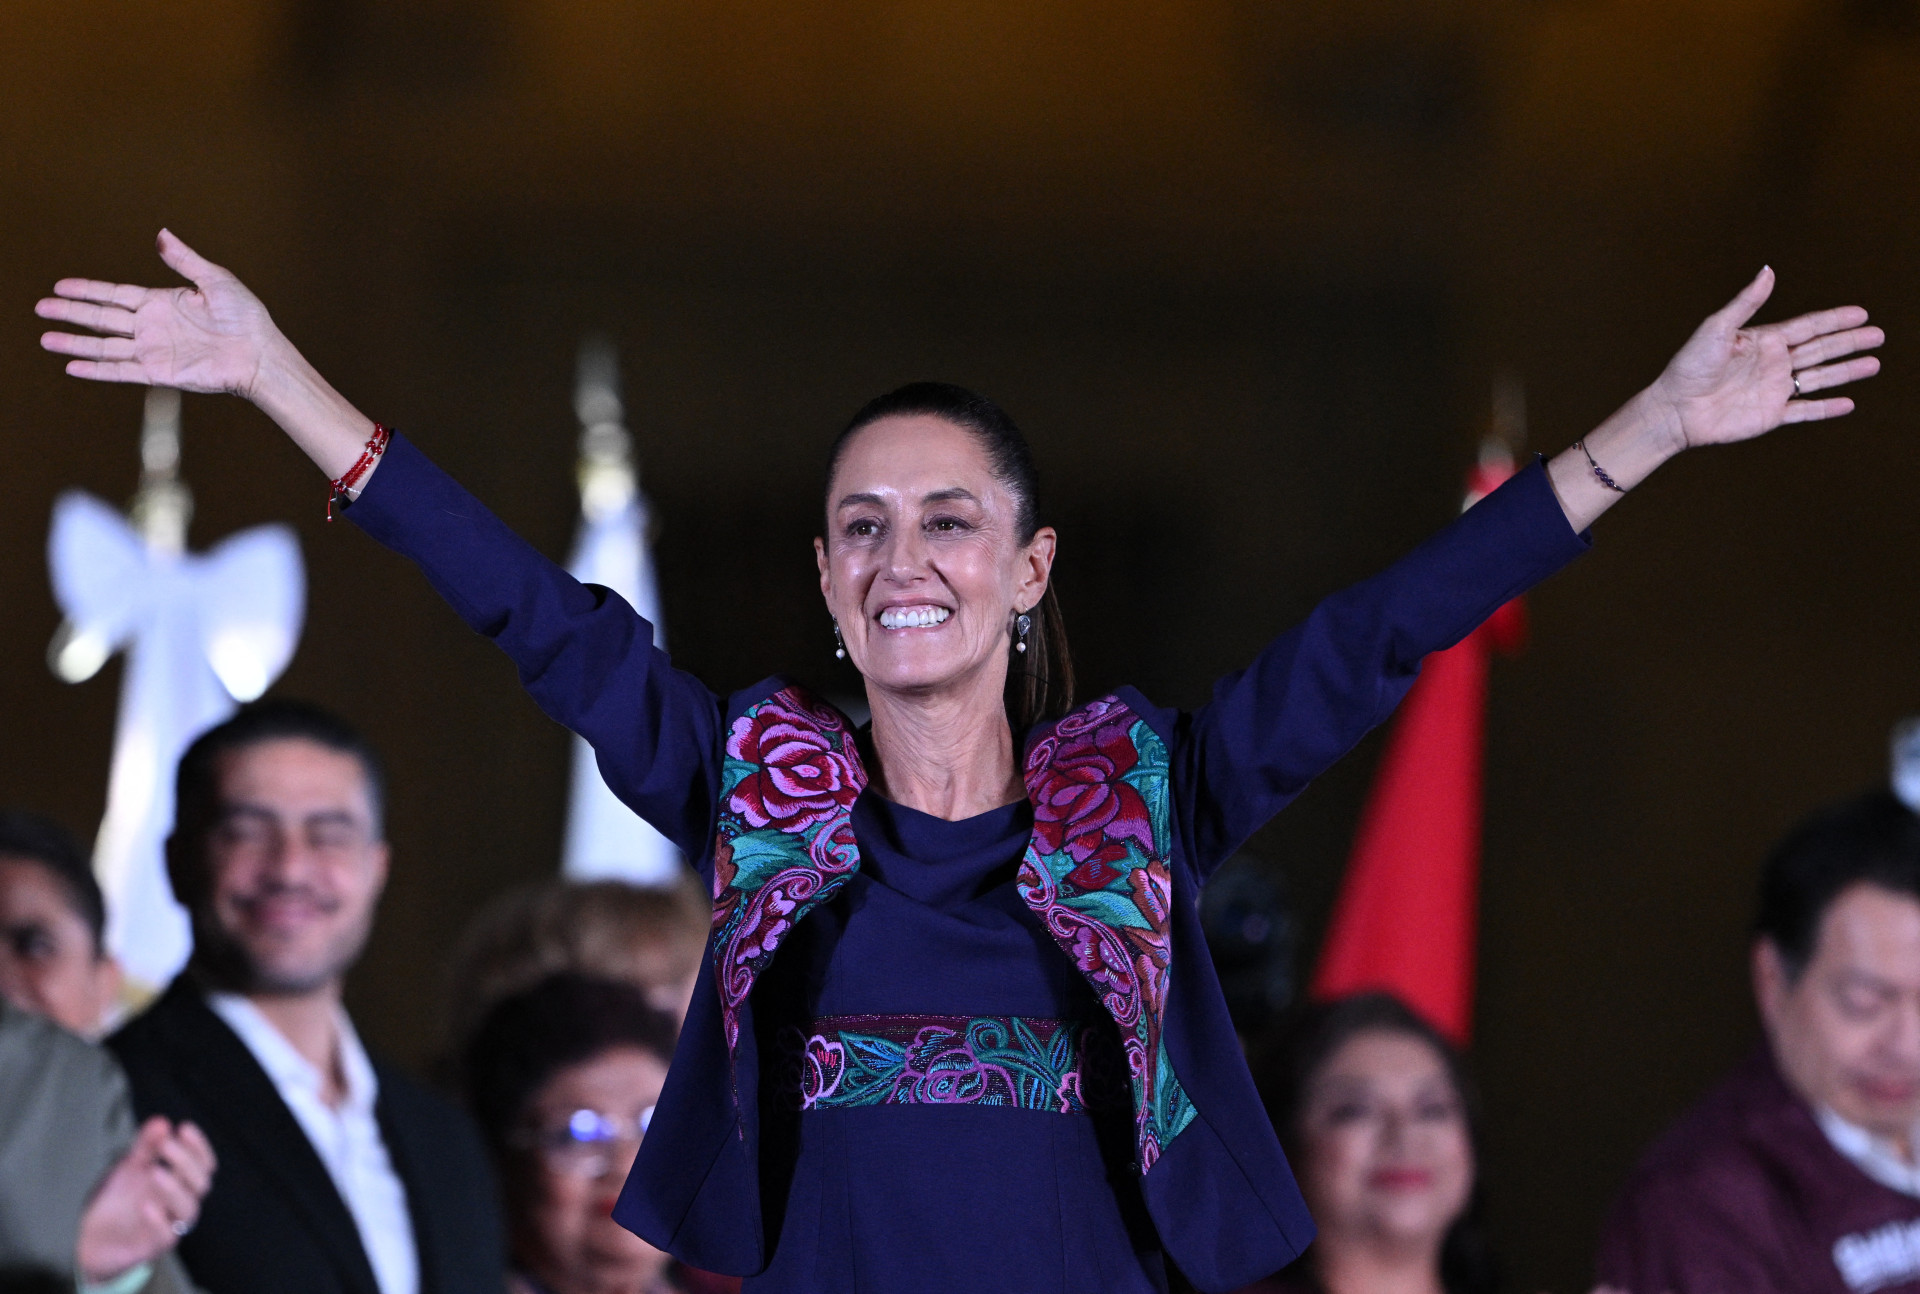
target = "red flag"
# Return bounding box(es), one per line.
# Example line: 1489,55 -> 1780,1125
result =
1308,457 -> 1524,1046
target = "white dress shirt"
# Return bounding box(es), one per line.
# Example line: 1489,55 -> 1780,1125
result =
1816,1103 -> 1920,1199
207,993 -> 420,1294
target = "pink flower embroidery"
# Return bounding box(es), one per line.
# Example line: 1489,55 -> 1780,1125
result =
1131,948 -> 1170,1011
726,698 -> 858,832
1028,709 -> 1154,864
730,889 -> 799,965
1067,922 -> 1137,998
801,1035 -> 846,1107
1128,859 -> 1171,931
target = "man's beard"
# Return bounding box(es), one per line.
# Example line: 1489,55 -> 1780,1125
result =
188,903 -> 374,997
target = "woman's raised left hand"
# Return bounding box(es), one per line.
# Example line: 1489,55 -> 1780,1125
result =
1545,268 -> 1884,531
1649,265 -> 1882,451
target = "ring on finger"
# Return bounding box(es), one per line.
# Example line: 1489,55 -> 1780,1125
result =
171,1219 -> 192,1238
1792,373 -> 1803,397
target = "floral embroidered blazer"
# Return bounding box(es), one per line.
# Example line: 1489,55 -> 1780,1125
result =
347,434 -> 1589,1292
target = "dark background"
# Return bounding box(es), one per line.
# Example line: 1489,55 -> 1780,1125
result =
4,1 -> 1918,1286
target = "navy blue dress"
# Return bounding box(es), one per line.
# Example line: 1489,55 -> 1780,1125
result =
753,792 -> 1166,1292
345,433 -> 1589,1292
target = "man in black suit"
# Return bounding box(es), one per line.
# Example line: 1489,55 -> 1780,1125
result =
110,701 -> 502,1294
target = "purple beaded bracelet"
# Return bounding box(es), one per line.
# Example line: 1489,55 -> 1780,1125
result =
1577,438 -> 1627,494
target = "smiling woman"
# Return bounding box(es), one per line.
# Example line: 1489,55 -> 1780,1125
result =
34,232 -> 1882,1294
818,383 -> 1072,815
1249,994 -> 1490,1294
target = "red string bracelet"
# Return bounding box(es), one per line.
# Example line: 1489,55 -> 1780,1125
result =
327,423 -> 392,521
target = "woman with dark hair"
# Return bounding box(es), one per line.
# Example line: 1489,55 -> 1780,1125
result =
36,235 -> 1879,1294
1246,995 -> 1491,1294
462,972 -> 710,1294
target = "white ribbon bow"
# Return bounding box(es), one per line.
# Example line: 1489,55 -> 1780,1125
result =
48,491 -> 304,990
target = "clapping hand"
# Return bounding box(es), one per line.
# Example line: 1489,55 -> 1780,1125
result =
76,1116 -> 217,1284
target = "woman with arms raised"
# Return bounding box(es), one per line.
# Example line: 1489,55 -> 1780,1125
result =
36,234 -> 1881,1294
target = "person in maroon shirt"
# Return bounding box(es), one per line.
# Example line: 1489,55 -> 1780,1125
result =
1598,790 -> 1920,1294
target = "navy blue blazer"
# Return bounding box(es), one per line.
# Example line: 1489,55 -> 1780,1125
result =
347,434 -> 1587,1290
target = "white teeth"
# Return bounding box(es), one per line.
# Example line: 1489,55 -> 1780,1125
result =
878,606 -> 952,630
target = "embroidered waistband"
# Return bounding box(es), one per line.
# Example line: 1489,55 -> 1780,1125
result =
776,1013 -> 1127,1115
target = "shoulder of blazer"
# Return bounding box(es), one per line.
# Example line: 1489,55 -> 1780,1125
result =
2,998 -> 128,1120
371,1056 -> 503,1267
107,977 -> 237,1103
372,1057 -> 491,1177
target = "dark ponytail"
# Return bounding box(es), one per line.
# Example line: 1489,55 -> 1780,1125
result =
825,382 -> 1076,731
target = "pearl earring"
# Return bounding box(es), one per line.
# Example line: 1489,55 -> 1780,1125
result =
833,621 -> 846,660
1015,613 -> 1031,654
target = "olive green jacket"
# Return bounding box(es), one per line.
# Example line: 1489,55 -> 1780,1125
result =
0,1000 -> 194,1294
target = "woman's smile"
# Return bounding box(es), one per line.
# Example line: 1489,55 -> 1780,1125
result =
1366,1165 -> 1437,1193
876,603 -> 953,630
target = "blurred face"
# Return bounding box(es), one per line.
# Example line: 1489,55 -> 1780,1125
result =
1758,883 -> 1920,1143
1298,1029 -> 1474,1260
182,739 -> 388,996
514,1046 -> 670,1294
0,856 -> 120,1036
815,415 -> 1054,704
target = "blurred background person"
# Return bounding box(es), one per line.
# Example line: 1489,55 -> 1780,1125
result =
1243,993 -> 1493,1294
461,971 -> 729,1294
0,809 -> 123,1037
2,987 -> 213,1294
108,700 -> 503,1294
1598,789 -> 1920,1294
0,811 -> 211,1294
446,873 -> 709,1058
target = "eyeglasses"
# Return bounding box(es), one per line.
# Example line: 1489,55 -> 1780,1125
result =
514,1106 -> 654,1179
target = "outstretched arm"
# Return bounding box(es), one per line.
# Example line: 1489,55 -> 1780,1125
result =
1178,270 -> 1883,878
37,229 -> 380,489
1542,266 -> 1881,530
38,232 -> 726,862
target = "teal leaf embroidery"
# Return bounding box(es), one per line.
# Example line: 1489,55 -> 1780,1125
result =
721,829 -> 806,895
1121,720 -> 1172,860
719,756 -> 757,800
1063,884 -> 1155,931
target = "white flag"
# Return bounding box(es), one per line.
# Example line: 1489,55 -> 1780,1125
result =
560,338 -> 683,885
561,490 -> 683,883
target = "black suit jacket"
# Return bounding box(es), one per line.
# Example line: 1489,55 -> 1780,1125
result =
109,979 -> 503,1294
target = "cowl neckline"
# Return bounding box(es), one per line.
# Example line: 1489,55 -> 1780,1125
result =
852,790 -> 1032,911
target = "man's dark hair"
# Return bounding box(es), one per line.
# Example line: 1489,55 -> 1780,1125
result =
174,698 -> 386,839
459,971 -> 678,1162
0,809 -> 105,956
1758,789 -> 1920,980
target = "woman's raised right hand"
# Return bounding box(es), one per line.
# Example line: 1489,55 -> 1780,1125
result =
37,229 -> 277,398
38,231 -> 380,484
